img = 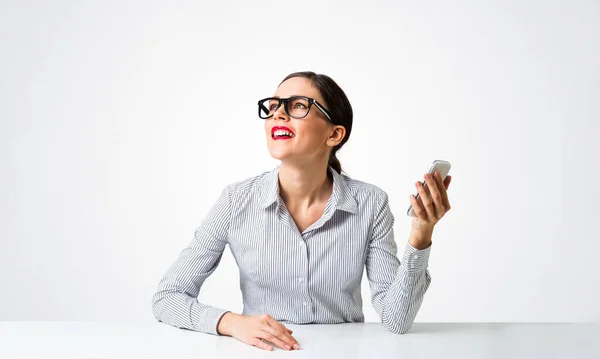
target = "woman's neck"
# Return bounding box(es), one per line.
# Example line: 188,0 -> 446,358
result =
277,160 -> 333,210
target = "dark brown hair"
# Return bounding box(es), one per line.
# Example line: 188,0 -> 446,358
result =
279,71 -> 353,174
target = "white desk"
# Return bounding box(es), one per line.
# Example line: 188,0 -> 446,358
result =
1,321 -> 598,359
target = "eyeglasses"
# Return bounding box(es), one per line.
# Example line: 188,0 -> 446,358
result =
258,96 -> 333,122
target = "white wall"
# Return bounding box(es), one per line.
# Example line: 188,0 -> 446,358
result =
1,0 -> 599,323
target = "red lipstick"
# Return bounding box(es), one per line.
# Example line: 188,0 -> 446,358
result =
271,126 -> 295,140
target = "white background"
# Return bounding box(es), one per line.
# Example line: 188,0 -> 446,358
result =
1,0 -> 599,323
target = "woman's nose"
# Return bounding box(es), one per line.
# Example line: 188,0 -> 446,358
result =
272,103 -> 289,121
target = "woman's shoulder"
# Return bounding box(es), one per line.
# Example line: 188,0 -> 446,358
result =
224,168 -> 275,197
340,175 -> 394,219
340,172 -> 389,200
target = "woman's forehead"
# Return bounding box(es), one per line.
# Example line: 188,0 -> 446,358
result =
274,77 -> 323,101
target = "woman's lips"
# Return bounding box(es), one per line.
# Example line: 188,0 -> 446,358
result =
271,126 -> 295,140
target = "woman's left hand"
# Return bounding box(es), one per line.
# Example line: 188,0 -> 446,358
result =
409,170 -> 452,234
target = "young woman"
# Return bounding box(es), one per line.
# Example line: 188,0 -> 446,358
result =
152,71 -> 452,351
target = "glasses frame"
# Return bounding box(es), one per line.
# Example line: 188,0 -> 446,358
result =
258,96 -> 333,123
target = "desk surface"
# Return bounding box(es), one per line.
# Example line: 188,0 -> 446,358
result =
1,321 -> 598,359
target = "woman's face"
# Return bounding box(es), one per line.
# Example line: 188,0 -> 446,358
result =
264,77 -> 344,165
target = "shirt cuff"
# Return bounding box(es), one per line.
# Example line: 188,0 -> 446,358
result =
402,241 -> 432,272
192,304 -> 230,335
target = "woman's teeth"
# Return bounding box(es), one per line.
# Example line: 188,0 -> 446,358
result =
273,130 -> 295,138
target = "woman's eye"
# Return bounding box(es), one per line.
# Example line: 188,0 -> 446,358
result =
294,103 -> 307,108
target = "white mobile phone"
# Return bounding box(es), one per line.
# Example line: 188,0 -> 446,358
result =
407,160 -> 451,217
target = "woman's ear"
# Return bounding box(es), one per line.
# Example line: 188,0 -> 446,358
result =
327,126 -> 346,147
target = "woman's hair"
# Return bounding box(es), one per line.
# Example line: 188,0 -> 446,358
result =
279,71 -> 353,174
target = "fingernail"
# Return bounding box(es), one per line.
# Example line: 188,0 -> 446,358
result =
294,344 -> 300,350
285,344 -> 291,350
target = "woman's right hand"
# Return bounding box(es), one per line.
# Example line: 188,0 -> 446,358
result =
217,312 -> 300,351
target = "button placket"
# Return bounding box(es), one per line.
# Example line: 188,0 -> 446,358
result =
298,234 -> 310,314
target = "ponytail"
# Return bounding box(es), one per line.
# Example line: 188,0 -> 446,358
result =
329,150 -> 342,174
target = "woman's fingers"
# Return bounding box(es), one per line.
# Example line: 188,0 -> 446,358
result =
425,173 -> 444,218
417,172 -> 452,220
259,329 -> 293,351
268,318 -> 298,346
431,171 -> 449,216
416,180 -> 435,219
441,175 -> 451,211
410,193 -> 426,219
264,317 -> 299,350
233,314 -> 300,351
251,338 -> 273,351
444,175 -> 452,190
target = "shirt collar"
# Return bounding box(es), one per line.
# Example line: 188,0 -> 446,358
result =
259,164 -> 358,215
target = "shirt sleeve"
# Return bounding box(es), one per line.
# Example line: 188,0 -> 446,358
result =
365,190 -> 432,334
151,185 -> 232,335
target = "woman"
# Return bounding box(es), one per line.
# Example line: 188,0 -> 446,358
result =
152,71 -> 452,351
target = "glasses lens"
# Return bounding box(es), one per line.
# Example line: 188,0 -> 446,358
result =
259,98 -> 280,118
287,97 -> 310,118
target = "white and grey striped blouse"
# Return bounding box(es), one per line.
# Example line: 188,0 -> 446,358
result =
152,165 -> 432,335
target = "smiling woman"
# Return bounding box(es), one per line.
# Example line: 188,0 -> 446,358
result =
260,72 -> 353,175
151,71 -> 452,352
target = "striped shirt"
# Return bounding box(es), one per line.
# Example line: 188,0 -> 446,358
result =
152,165 -> 432,335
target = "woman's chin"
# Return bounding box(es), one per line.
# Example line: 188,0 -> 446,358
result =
267,147 -> 293,160
269,152 -> 291,161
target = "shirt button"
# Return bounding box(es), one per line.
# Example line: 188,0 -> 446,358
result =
303,301 -> 308,306
300,242 -> 305,246
414,255 -> 419,259
298,278 -> 303,283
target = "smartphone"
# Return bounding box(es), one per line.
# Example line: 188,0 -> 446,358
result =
407,160 -> 451,217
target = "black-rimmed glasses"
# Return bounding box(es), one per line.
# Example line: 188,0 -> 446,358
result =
258,96 -> 333,122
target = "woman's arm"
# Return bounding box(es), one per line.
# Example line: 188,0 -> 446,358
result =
151,186 -> 231,335
367,171 -> 452,334
365,191 -> 432,334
